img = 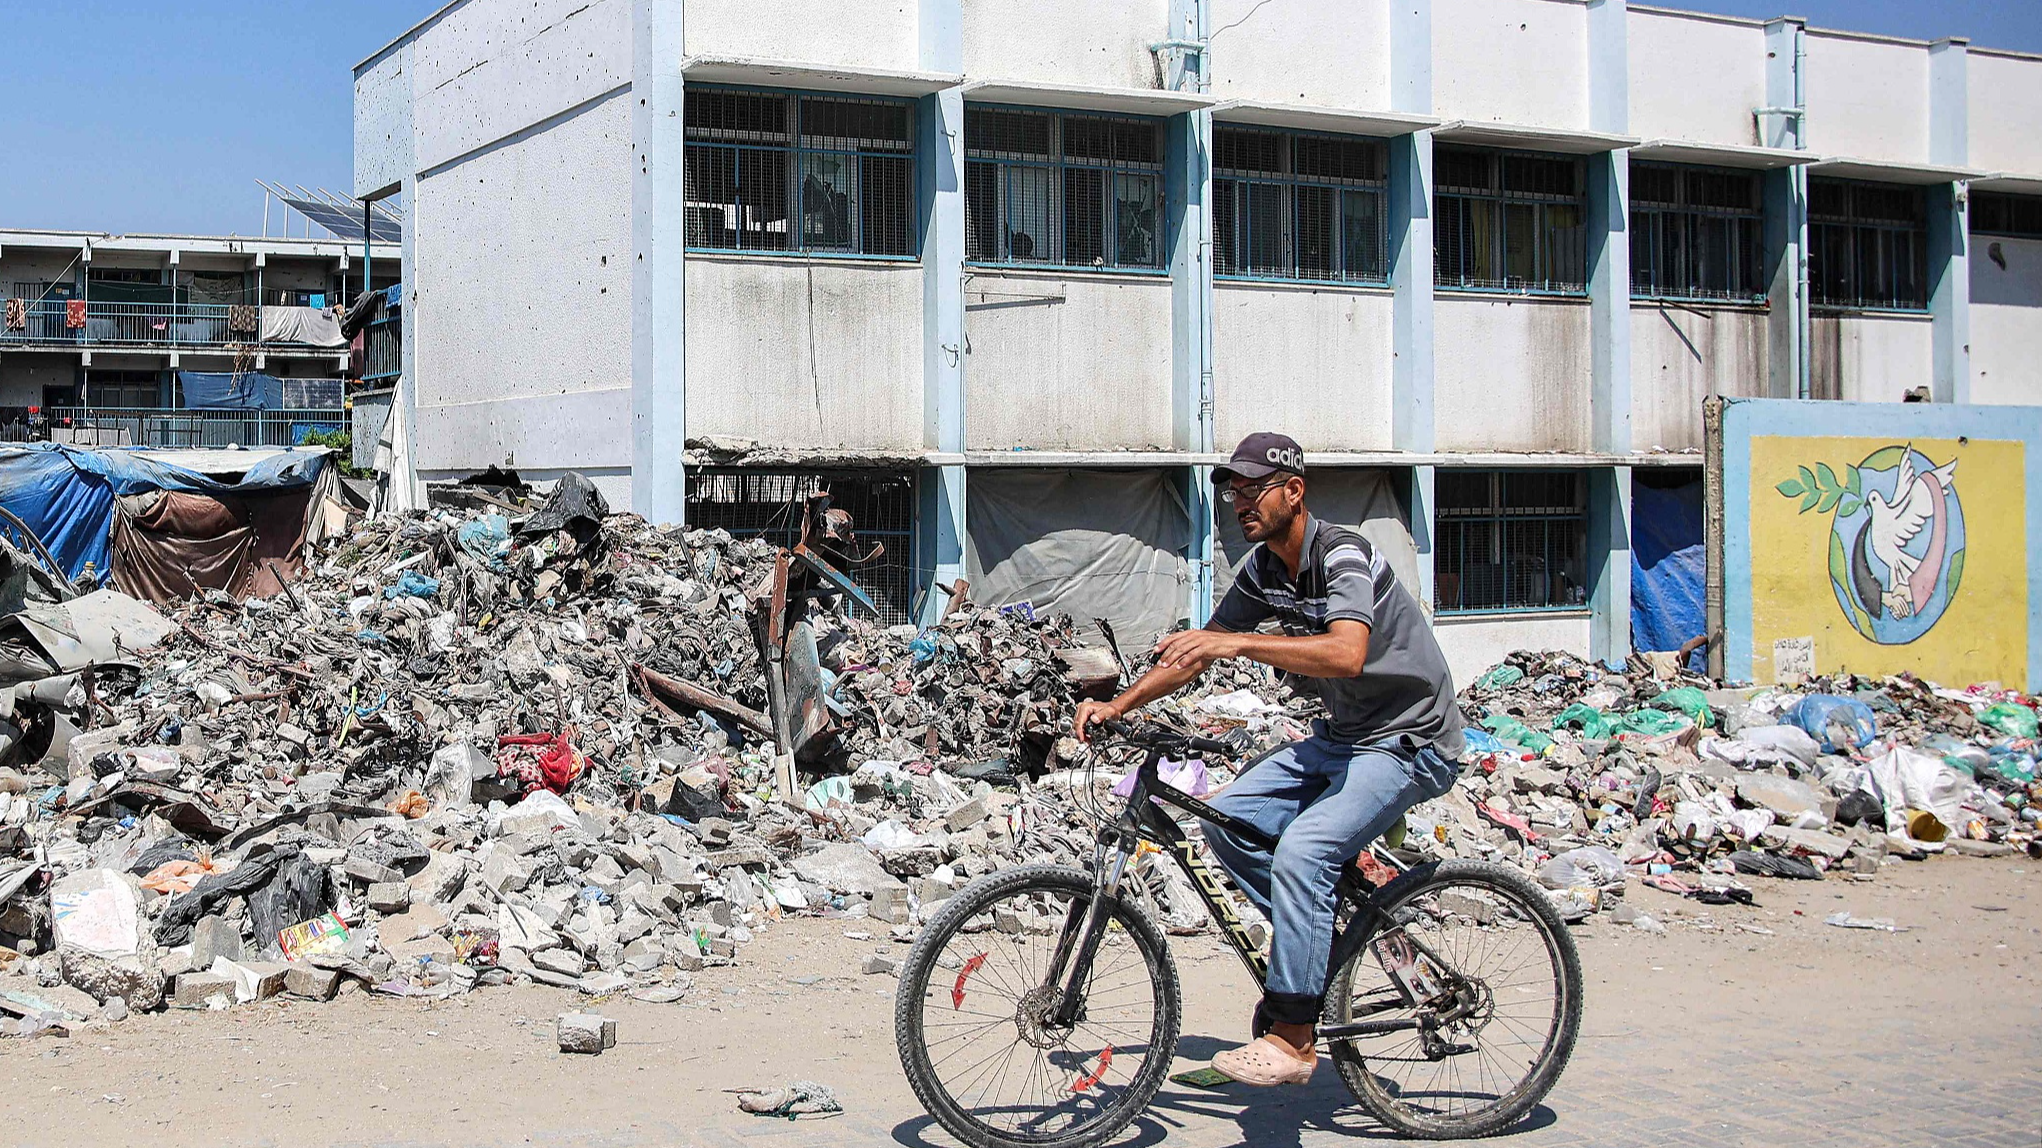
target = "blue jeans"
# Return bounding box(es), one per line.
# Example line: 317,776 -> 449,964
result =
1199,723 -> 1459,1026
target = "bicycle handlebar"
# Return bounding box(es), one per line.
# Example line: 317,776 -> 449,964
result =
1097,718 -> 1234,758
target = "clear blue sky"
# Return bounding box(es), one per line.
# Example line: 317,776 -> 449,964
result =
1,0 -> 2036,237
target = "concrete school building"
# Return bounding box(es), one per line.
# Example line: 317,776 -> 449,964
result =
352,0 -> 2042,680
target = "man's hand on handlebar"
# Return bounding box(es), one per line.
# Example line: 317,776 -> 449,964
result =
1073,699 -> 1123,744
1152,628 -> 1243,672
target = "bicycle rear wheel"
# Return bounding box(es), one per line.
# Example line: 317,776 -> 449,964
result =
1322,859 -> 1582,1139
895,864 -> 1181,1148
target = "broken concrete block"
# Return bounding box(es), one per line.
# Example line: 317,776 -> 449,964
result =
343,856 -> 402,885
173,971 -> 237,1009
212,957 -> 289,1003
189,915 -> 243,969
367,882 -> 411,914
792,843 -> 893,897
62,723 -> 136,783
284,964 -> 342,1001
862,953 -> 899,976
557,1011 -> 616,1054
945,795 -> 989,833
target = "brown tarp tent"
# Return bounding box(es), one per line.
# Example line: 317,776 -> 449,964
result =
109,462 -> 347,602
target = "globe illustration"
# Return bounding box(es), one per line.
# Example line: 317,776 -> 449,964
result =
1824,445 -> 1965,645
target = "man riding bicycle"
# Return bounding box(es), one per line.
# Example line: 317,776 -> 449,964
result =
1075,431 -> 1466,1088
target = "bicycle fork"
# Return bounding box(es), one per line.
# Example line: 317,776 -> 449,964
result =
1040,836 -> 1135,1028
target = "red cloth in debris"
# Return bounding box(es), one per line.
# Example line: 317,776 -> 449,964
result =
496,731 -> 586,794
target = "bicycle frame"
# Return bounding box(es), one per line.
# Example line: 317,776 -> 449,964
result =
1044,738 -> 1433,1043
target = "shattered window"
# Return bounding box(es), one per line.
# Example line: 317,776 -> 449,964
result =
686,469 -> 918,625
685,87 -> 917,257
1434,470 -> 1588,614
1434,146 -> 1587,294
1808,177 -> 1927,311
1630,161 -> 1765,303
964,107 -> 1165,270
1212,126 -> 1388,284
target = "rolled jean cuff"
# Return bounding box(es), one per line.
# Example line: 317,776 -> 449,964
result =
1262,990 -> 1321,1026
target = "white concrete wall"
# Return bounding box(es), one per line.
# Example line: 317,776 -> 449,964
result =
961,0 -> 1168,91
684,0 -> 917,72
354,41 -> 414,199
1805,32 -> 1929,164
1434,611 -> 1592,685
1809,313 -> 1934,403
1970,52 -> 2042,177
410,85 -> 633,472
0,251 -> 85,287
1434,296 -> 1591,452
1627,9 -> 1764,148
684,257 -> 925,452
1629,303 -> 1768,452
411,0 -> 632,176
964,270 -> 1174,450
1970,233 -> 2042,405
1433,0 -> 1587,130
1205,0 -> 1390,110
1212,283 -> 1393,450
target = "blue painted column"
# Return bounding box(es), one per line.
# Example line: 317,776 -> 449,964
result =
1389,0 -> 1436,609
1928,38 -> 1971,405
1586,0 -> 1632,665
631,0 -> 687,525
1166,0 -> 1215,626
1762,17 -> 1809,401
918,0 -> 968,626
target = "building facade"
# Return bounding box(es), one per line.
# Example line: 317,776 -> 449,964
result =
353,0 -> 2042,678
0,230 -> 400,445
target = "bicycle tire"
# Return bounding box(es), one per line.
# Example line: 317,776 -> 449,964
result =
895,864 -> 1182,1148
1322,859 -> 1582,1139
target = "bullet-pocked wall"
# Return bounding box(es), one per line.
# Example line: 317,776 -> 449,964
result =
682,0 -> 918,72
1212,284 -> 1395,451
1804,31 -> 1930,165
960,0 -> 1168,90
1970,51 -> 2042,175
1204,0 -> 1390,108
1625,8 -> 1766,149
1810,315 -> 1935,403
1433,0 -> 1588,130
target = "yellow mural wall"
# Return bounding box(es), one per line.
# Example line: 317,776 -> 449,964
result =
1748,434 -> 2028,686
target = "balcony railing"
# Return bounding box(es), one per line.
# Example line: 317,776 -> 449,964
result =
45,407 -> 347,449
0,300 -> 336,350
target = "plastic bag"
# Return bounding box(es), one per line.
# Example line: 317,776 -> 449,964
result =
1550,704 -> 1620,740
1650,686 -> 1715,729
1615,709 -> 1688,737
1786,695 -> 1878,754
1860,745 -> 1973,842
1474,664 -> 1525,690
1976,701 -> 2040,740
1113,757 -> 1212,799
1482,714 -> 1554,753
1461,727 -> 1508,756
383,570 -> 440,599
1536,845 -> 1626,890
457,514 -> 511,569
1985,747 -> 2037,785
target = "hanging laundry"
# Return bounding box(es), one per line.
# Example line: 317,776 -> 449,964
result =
3,299 -> 24,331
228,303 -> 258,333
65,299 -> 87,329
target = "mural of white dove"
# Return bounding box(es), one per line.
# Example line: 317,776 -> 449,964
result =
1861,445 -> 1958,621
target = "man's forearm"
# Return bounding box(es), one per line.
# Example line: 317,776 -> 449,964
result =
1227,631 -> 1367,679
1105,660 -> 1206,716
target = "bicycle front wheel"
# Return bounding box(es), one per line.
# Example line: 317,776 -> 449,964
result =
1323,859 -> 1583,1139
894,864 -> 1181,1148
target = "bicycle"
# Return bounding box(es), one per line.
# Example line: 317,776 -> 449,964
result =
895,720 -> 1582,1148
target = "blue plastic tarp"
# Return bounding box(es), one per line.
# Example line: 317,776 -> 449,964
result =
1631,475 -> 1706,669
178,371 -> 287,411
0,443 -> 329,584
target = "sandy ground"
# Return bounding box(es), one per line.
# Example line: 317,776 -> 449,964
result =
1,855 -> 2034,1148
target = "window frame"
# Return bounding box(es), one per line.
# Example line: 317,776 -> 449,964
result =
1808,177 -> 1929,313
1629,160 -> 1766,304
1970,190 -> 2042,240
1433,146 -> 1590,297
1211,125 -> 1391,287
683,84 -> 921,261
1433,469 -> 1591,616
963,104 -> 1169,274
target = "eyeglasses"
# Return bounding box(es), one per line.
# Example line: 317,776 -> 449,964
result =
1220,479 -> 1286,504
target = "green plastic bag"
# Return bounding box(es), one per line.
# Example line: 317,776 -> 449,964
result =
1614,708 -> 1688,737
1650,686 -> 1715,729
1977,702 -> 2040,740
1481,714 -> 1553,753
1474,664 -> 1526,690
1550,704 -> 1620,740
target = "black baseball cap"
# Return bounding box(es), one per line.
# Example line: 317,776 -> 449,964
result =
1212,432 -> 1306,485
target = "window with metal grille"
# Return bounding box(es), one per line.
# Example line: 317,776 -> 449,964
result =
1434,147 -> 1588,294
1971,190 -> 2042,239
1809,178 -> 1926,310
685,469 -> 918,625
1630,161 -> 1764,302
1211,126 -> 1388,284
1434,470 -> 1588,613
964,106 -> 1165,270
684,87 -> 917,257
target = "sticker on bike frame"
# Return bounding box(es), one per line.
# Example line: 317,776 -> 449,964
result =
1070,1046 -> 1114,1092
1372,929 -> 1447,1006
951,952 -> 987,1010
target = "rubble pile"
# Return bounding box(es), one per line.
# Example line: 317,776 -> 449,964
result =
0,475 -> 2032,1036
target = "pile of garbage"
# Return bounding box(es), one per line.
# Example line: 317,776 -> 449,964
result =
0,473 -> 2034,1035
1425,648 -> 2041,927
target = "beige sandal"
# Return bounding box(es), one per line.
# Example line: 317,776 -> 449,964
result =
1210,1034 -> 1317,1086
